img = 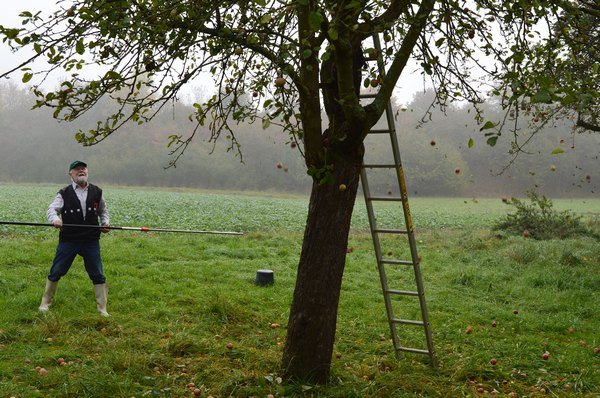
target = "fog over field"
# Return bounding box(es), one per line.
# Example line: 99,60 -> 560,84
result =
0,82 -> 597,197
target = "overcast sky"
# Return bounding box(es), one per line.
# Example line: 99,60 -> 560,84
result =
0,2 -> 426,105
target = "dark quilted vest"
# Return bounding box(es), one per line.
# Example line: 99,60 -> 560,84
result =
58,184 -> 103,242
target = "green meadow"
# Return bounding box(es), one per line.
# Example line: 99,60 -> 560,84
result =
0,184 -> 599,397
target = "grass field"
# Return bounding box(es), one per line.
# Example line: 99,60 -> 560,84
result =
0,184 -> 599,397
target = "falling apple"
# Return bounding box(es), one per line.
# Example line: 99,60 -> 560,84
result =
234,47 -> 243,55
339,184 -> 347,191
585,174 -> 591,181
454,167 -> 461,175
501,196 -> 509,203
290,142 -> 297,148
550,165 -> 556,171
430,139 -> 436,146
252,91 -> 258,97
276,162 -> 283,169
370,78 -> 380,88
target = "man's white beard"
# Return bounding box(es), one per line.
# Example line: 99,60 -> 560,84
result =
73,175 -> 88,185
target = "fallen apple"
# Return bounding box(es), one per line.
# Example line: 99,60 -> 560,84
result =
522,230 -> 530,238
542,352 -> 549,360
490,358 -> 497,365
491,321 -> 497,327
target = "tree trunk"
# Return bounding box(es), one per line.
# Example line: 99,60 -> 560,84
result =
282,147 -> 364,383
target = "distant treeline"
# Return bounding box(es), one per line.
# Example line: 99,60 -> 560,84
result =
0,82 -> 597,197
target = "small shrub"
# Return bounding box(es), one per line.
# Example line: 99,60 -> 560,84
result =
493,191 -> 595,240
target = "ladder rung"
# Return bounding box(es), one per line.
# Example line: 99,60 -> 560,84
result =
397,347 -> 431,355
392,318 -> 424,326
373,228 -> 408,234
359,93 -> 377,99
386,289 -> 419,296
368,129 -> 392,134
363,164 -> 398,168
367,196 -> 403,202
381,259 -> 413,266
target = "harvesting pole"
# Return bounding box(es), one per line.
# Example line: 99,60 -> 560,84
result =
0,221 -> 243,236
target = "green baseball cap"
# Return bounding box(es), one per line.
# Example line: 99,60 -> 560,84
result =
69,160 -> 87,171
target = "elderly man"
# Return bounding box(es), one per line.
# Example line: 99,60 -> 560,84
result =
39,160 -> 111,316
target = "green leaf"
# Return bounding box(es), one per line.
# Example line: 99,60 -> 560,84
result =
308,11 -> 323,31
260,14 -> 272,24
486,136 -> 498,146
262,118 -> 271,130
532,89 -> 552,104
479,121 -> 496,131
302,49 -> 312,59
75,39 -> 85,55
468,138 -> 474,148
551,148 -> 564,155
327,28 -> 338,41
22,72 -> 33,83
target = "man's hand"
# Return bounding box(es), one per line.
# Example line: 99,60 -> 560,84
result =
100,223 -> 110,233
52,219 -> 63,228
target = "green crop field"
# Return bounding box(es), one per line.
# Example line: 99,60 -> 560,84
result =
0,184 -> 599,397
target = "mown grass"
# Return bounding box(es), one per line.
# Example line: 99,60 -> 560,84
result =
0,184 -> 599,397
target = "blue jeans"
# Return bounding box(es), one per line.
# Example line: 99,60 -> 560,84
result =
48,240 -> 106,285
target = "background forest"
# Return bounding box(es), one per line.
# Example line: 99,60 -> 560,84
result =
0,82 -> 597,197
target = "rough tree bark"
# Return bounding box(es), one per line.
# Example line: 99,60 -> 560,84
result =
282,146 -> 364,383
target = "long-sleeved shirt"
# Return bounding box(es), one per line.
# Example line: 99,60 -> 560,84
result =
46,181 -> 109,225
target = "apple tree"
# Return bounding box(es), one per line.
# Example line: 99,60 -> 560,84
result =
1,0 -> 598,383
